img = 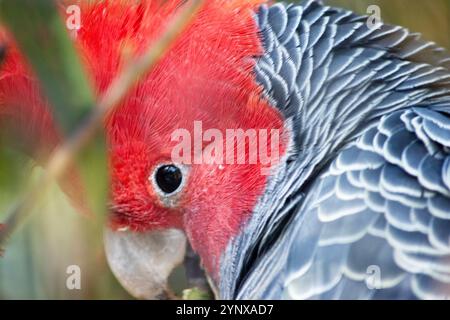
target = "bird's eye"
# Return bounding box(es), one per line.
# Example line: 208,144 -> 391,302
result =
154,164 -> 183,194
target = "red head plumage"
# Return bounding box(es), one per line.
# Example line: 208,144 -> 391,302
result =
0,0 -> 287,277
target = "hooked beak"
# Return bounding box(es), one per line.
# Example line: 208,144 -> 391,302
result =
104,227 -> 186,299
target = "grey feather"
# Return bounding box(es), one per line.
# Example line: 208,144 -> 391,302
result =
219,0 -> 450,300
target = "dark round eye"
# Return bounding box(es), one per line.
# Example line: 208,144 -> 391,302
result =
155,165 -> 183,194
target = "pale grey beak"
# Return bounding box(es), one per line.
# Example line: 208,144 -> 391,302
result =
104,228 -> 186,299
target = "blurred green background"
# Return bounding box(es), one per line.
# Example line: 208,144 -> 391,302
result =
0,0 -> 449,299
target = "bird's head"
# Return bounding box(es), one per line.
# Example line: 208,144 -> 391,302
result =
1,0 -> 287,298
98,0 -> 288,278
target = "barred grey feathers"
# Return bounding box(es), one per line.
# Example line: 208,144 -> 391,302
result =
220,0 -> 450,300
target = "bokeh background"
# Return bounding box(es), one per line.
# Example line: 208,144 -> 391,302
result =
0,0 -> 449,299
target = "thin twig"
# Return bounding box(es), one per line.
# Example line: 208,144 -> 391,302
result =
0,0 -> 204,247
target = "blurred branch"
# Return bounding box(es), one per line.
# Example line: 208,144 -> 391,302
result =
0,0 -> 204,248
